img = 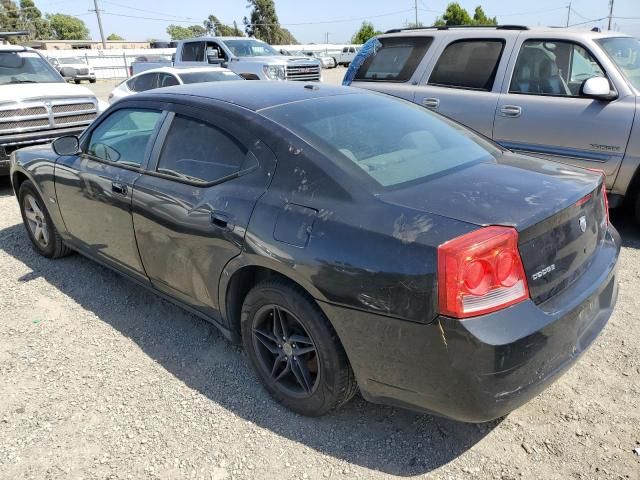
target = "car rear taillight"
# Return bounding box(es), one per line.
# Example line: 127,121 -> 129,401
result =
438,226 -> 529,319
587,168 -> 609,226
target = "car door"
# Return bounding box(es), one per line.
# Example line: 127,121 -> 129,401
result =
349,36 -> 436,101
131,104 -> 277,321
55,106 -> 164,281
493,37 -> 636,185
414,33 -> 516,138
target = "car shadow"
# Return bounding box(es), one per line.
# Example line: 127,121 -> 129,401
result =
0,176 -> 13,197
610,208 -> 640,249
0,221 -> 496,476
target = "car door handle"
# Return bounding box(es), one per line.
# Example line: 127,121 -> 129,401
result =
422,97 -> 440,109
210,211 -> 235,231
500,105 -> 522,117
111,182 -> 128,195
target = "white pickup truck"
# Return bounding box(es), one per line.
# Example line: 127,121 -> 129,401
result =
336,46 -> 360,66
173,37 -> 322,81
0,45 -> 105,175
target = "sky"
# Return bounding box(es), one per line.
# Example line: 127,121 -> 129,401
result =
34,0 -> 640,43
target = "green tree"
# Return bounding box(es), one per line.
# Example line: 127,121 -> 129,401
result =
243,0 -> 295,45
434,3 -> 496,26
19,0 -> 52,40
47,13 -> 89,40
203,15 -> 244,36
166,24 -> 206,40
406,21 -> 425,29
473,6 -> 497,25
351,21 -> 381,44
107,33 -> 124,40
0,0 -> 21,35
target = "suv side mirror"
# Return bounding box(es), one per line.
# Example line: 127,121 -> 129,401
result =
581,77 -> 617,101
52,136 -> 80,156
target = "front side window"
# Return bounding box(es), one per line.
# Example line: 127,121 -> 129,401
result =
87,109 -> 162,167
597,37 -> 640,91
262,94 -> 500,189
428,39 -> 505,91
354,37 -> 433,83
182,42 -> 205,62
157,73 -> 179,88
510,40 -> 605,96
156,115 -> 250,183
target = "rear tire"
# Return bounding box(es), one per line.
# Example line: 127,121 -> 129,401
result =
18,180 -> 71,259
89,78 -> 96,83
74,79 -> 81,84
241,279 -> 357,416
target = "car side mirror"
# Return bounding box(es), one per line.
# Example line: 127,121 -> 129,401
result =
52,136 -> 80,156
581,77 -> 617,101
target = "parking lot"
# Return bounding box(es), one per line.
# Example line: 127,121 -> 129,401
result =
1,66 -> 639,478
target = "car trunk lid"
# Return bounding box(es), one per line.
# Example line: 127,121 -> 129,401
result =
379,154 -> 606,304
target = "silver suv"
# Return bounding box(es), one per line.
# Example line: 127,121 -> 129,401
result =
344,26 -> 640,219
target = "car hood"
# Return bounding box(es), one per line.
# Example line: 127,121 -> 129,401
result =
236,55 -> 320,65
0,82 -> 97,103
379,153 -> 600,231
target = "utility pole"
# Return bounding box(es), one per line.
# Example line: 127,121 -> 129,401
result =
566,2 -> 571,27
91,0 -> 106,49
414,0 -> 418,26
607,0 -> 614,30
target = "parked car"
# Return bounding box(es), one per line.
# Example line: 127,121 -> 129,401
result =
344,26 -> 640,220
129,54 -> 173,76
109,66 -> 243,103
48,56 -> 96,84
0,45 -> 105,176
336,45 -> 360,66
173,37 -> 322,81
295,51 -> 337,69
10,82 -> 619,421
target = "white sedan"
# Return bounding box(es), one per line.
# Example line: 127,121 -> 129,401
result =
108,66 -> 243,104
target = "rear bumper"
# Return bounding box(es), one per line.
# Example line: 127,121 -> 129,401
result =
321,226 -> 620,422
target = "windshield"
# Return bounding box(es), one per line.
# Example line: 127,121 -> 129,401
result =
59,57 -> 87,65
224,39 -> 279,57
178,70 -> 243,84
0,51 -> 63,85
262,94 -> 500,189
597,37 -> 640,90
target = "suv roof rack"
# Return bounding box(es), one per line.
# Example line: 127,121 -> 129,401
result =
385,25 -> 529,34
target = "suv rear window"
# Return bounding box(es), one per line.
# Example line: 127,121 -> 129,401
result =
354,37 -> 433,83
428,39 -> 505,90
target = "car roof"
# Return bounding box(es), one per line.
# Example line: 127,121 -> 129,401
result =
140,81 -> 363,111
379,26 -> 633,41
0,44 -> 30,52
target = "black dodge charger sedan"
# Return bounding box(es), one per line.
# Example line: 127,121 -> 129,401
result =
9,82 -> 619,422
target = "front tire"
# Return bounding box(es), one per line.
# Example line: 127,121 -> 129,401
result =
18,181 -> 71,259
241,279 -> 357,416
74,79 -> 81,84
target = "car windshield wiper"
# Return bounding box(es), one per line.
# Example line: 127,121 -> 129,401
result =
6,80 -> 39,84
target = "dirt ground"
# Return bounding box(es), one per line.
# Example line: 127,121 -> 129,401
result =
1,74 -> 639,479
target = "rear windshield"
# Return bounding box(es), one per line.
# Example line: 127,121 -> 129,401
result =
354,36 -> 433,83
178,71 -> 243,84
261,93 -> 500,189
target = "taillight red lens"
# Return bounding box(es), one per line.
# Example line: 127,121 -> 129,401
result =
438,226 -> 530,318
587,168 -> 609,226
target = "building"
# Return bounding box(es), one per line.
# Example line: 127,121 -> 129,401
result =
26,40 -> 151,50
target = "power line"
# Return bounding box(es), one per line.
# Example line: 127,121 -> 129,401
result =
99,0 -> 198,21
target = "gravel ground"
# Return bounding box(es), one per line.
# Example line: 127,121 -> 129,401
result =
1,71 -> 640,479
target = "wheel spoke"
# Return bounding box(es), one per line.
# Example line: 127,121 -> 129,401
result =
270,353 -> 287,378
289,333 -> 314,346
253,328 -> 280,354
34,224 -> 43,243
291,356 -> 313,393
273,358 -> 291,382
40,224 -> 49,245
294,345 -> 316,355
28,197 -> 42,218
24,209 -> 37,222
273,306 -> 289,341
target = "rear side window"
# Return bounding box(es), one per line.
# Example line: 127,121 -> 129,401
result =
128,73 -> 158,92
354,37 -> 433,83
157,115 -> 249,183
428,39 -> 505,90
181,42 -> 205,62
